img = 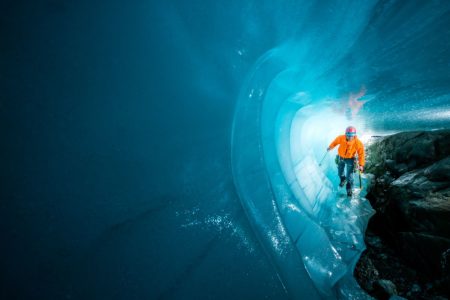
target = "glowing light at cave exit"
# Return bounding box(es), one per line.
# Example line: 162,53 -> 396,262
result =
288,90 -> 378,219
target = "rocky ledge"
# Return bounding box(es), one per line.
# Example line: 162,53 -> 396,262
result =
354,130 -> 450,300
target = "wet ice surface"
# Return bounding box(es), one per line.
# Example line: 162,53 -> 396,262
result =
232,53 -> 378,298
290,152 -> 375,298
320,189 -> 375,258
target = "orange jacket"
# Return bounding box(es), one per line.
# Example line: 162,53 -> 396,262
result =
328,135 -> 365,166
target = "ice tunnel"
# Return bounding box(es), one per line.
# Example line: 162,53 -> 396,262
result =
3,0 -> 450,299
231,1 -> 450,298
231,47 -> 376,298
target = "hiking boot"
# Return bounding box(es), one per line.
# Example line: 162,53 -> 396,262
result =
339,177 -> 346,187
347,189 -> 352,197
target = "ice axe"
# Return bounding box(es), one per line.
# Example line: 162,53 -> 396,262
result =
318,151 -> 329,166
356,162 -> 362,189
358,169 -> 362,189
354,158 -> 362,189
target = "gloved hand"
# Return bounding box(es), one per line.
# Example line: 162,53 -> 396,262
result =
359,165 -> 364,173
327,147 -> 331,152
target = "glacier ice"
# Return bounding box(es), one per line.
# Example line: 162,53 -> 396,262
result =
232,46 -> 375,298
3,0 -> 450,299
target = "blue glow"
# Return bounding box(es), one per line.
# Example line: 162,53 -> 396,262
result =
3,0 -> 450,299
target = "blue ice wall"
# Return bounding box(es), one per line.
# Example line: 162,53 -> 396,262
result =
231,49 -> 375,298
2,0 -> 450,299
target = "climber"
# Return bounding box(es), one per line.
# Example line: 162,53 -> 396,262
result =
327,126 -> 365,197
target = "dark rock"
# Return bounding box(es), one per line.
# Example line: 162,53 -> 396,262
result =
357,231 -> 418,297
396,232 -> 450,277
410,283 -> 421,294
365,130 -> 450,177
356,130 -> 450,300
426,296 -> 448,300
354,252 -> 379,291
406,133 -> 436,165
385,159 -> 396,171
385,159 -> 408,177
441,248 -> 450,279
373,279 -> 398,299
388,295 -> 407,300
424,156 -> 450,182
366,235 -> 383,249
386,180 -> 450,238
365,173 -> 376,193
432,273 -> 450,298
382,172 -> 395,186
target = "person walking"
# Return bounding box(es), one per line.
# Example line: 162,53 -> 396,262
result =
327,126 -> 365,197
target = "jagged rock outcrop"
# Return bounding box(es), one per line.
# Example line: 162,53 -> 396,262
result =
367,130 -> 450,178
356,129 -> 450,299
373,279 -> 398,299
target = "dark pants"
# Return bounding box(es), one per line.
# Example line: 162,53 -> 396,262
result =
337,156 -> 355,191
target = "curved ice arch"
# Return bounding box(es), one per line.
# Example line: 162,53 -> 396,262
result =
231,47 -> 375,299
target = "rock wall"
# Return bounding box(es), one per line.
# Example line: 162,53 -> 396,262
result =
356,130 -> 450,299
